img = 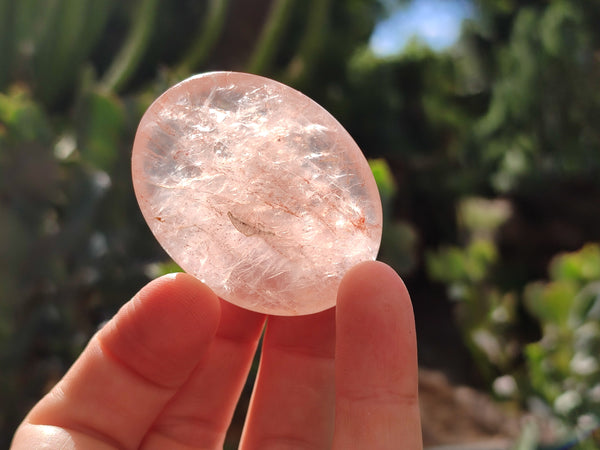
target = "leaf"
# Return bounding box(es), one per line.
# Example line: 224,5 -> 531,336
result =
426,246 -> 468,284
550,243 -> 600,283
379,220 -> 418,275
524,280 -> 577,327
145,260 -> 183,278
525,342 -> 563,401
369,158 -> 397,212
466,238 -> 498,282
77,91 -> 124,171
458,197 -> 512,233
0,87 -> 52,143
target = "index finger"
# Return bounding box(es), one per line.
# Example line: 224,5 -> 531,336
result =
12,273 -> 221,450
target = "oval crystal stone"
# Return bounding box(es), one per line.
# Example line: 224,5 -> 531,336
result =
132,72 -> 382,315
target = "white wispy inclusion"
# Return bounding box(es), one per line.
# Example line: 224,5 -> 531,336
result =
132,72 -> 382,315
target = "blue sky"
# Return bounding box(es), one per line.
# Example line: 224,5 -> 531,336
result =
370,0 -> 475,56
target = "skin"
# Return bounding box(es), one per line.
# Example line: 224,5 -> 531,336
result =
11,261 -> 422,449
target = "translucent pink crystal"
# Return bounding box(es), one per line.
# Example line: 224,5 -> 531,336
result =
132,72 -> 382,315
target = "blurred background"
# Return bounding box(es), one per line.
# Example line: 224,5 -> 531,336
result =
1,0 -> 600,448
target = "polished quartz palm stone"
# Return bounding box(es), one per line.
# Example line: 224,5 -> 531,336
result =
132,72 -> 382,315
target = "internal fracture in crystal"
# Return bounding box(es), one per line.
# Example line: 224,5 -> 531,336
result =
132,72 -> 382,315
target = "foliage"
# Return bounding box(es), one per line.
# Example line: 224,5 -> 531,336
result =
371,158 -> 418,274
474,1 -> 600,193
426,197 -> 517,381
524,245 -> 600,440
428,209 -> 600,447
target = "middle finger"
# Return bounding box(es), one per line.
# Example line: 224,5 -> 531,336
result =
240,307 -> 336,449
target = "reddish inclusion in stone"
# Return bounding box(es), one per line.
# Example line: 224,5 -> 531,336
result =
132,72 -> 382,315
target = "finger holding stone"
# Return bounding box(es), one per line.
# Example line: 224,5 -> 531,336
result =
333,261 -> 422,450
13,273 -> 221,450
141,299 -> 266,449
240,308 -> 336,449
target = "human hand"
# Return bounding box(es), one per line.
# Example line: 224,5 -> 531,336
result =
11,261 -> 421,449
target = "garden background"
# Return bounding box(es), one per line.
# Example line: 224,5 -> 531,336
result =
1,0 -> 600,448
